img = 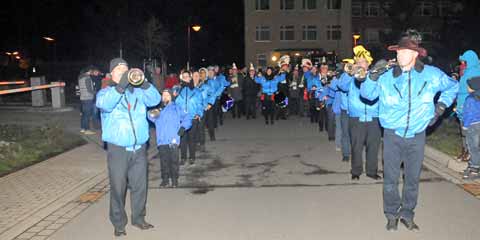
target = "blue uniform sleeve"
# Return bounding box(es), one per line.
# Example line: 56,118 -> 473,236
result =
360,76 -> 381,101
140,84 -> 161,107
255,76 -> 266,84
96,87 -> 123,113
436,71 -> 459,107
274,73 -> 287,84
336,73 -> 353,92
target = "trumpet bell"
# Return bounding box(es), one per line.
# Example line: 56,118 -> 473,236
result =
127,68 -> 145,86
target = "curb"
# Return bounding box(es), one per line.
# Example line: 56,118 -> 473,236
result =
423,145 -> 480,186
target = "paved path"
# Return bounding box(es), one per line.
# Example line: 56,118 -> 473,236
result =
46,115 -> 480,240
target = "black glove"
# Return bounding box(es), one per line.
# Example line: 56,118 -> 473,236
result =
177,127 -> 186,137
140,79 -> 151,89
428,102 -> 447,126
115,72 -> 130,93
369,59 -> 389,81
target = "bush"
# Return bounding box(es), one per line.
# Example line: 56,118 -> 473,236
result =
0,123 -> 86,176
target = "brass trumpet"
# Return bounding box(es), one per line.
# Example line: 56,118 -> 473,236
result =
127,68 -> 145,86
344,63 -> 367,79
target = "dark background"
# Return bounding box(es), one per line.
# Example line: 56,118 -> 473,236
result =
1,0 -> 245,72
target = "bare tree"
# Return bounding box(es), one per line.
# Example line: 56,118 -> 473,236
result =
142,16 -> 170,60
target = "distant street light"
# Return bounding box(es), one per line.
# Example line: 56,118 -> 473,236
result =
43,36 -> 55,42
271,55 -> 278,62
187,24 -> 201,71
15,56 -> 20,60
43,36 -> 57,80
353,34 -> 361,46
192,25 -> 201,32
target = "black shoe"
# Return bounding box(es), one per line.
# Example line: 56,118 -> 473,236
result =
171,179 -> 178,188
400,218 -> 419,232
319,128 -> 323,132
114,228 -> 126,237
351,175 -> 360,180
342,156 -> 349,162
328,138 -> 335,141
386,218 -> 399,231
159,179 -> 169,188
132,221 -> 154,230
189,159 -> 195,165
265,121 -> 269,125
180,158 -> 186,166
367,174 -> 382,180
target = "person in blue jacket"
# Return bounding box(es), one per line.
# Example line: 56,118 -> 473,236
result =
214,65 -> 230,126
148,88 -> 192,188
197,68 -> 216,144
360,29 -> 459,231
175,71 -> 203,165
337,66 -> 352,162
306,65 -> 323,124
457,50 -> 480,160
337,45 -> 381,181
462,77 -> 480,179
96,58 -> 160,236
255,67 -> 287,125
328,76 -> 344,153
319,62 -> 335,137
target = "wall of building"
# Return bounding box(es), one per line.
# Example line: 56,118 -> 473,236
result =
244,0 -> 352,68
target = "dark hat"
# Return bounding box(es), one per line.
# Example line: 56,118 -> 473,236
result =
467,77 -> 480,91
109,58 -> 128,72
387,29 -> 427,57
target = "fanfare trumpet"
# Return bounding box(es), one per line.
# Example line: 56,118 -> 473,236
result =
127,68 -> 145,86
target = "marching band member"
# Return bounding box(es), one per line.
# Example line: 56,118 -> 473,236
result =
360,29 -> 458,231
96,58 -> 159,236
243,63 -> 260,120
175,71 -> 203,165
148,89 -> 192,188
228,63 -> 244,119
337,45 -> 381,181
255,65 -> 287,125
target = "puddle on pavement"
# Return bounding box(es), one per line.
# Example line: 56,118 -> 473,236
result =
301,161 -> 337,175
190,187 -> 214,195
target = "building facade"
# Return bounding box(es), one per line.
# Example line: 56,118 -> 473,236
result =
244,0 -> 352,68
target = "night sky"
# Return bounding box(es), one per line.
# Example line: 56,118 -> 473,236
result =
1,0 -> 245,72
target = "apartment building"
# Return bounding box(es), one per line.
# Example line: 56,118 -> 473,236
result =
244,0 -> 352,68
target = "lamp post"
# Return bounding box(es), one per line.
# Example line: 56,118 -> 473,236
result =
353,34 -> 361,47
43,36 -> 57,80
187,24 -> 201,71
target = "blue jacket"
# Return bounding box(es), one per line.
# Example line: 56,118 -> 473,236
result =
338,73 -> 351,111
96,85 -> 161,150
255,73 -> 286,95
197,82 -> 215,110
458,50 -> 480,120
338,74 -> 379,122
328,78 -> 343,114
213,74 -> 230,98
306,73 -> 322,91
361,62 -> 459,138
175,86 -> 204,119
462,92 -> 480,128
148,102 -> 192,146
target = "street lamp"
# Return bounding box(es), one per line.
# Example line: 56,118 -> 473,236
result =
187,24 -> 201,71
353,34 -> 361,46
43,36 -> 57,80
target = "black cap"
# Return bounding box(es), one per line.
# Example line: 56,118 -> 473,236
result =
467,77 -> 480,91
109,58 -> 128,72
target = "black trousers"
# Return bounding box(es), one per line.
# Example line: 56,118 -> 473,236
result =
319,106 -> 328,131
348,117 -> 381,176
107,143 -> 147,229
204,108 -> 216,140
215,98 -> 224,126
158,144 -> 179,182
288,97 -> 299,115
245,96 -> 257,119
232,100 -> 243,118
180,119 -> 199,162
262,97 -> 275,123
309,103 -> 319,123
196,117 -> 206,147
326,105 -> 335,140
